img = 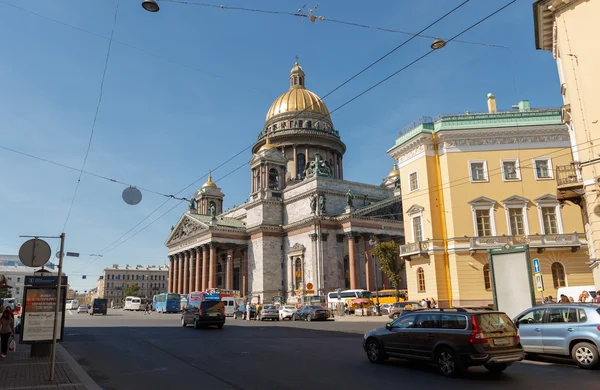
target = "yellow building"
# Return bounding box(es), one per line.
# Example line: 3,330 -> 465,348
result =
387,95 -> 593,307
533,0 -> 600,289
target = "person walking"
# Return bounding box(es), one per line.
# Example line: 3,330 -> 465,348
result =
246,304 -> 251,321
255,303 -> 262,321
1,308 -> 15,358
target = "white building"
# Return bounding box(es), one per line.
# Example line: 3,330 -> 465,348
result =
0,255 -> 59,303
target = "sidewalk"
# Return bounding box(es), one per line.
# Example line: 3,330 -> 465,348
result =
0,339 -> 101,390
333,314 -> 390,322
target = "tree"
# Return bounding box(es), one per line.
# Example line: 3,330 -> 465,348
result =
0,291 -> 11,299
372,241 -> 404,302
124,283 -> 140,297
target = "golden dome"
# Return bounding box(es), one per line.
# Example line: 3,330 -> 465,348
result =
265,60 -> 330,122
258,136 -> 276,152
387,162 -> 400,178
202,172 -> 217,188
266,88 -> 330,121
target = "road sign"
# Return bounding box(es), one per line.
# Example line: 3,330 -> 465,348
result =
55,252 -> 64,259
306,282 -> 313,290
535,273 -> 544,292
66,252 -> 80,257
25,275 -> 68,286
19,238 -> 52,267
305,289 -> 315,294
533,258 -> 541,274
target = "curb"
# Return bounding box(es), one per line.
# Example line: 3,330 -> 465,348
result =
57,343 -> 102,390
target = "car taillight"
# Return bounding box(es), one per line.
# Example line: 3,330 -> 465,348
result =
597,325 -> 600,332
469,316 -> 488,344
516,330 -> 521,343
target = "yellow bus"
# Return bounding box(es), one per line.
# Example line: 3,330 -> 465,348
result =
372,289 -> 407,304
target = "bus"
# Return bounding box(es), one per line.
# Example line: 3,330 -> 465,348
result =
372,289 -> 408,304
124,296 -> 142,311
326,289 -> 373,312
66,299 -> 79,310
188,291 -> 236,316
153,293 -> 181,313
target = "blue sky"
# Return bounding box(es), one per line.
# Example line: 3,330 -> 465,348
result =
0,0 -> 561,292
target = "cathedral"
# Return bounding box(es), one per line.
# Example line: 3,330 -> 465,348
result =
165,60 -> 405,304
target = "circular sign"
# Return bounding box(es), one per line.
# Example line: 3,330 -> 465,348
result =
306,282 -> 313,290
122,186 -> 142,205
55,251 -> 65,259
19,238 -> 51,267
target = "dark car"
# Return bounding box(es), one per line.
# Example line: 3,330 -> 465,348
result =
234,305 -> 256,320
292,305 -> 329,321
181,299 -> 225,329
364,308 -> 525,377
90,299 -> 108,316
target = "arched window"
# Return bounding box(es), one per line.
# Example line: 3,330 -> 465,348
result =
343,255 -> 350,289
483,264 -> 491,290
297,153 -> 306,179
551,262 -> 566,288
417,267 -> 426,292
268,168 -> 279,190
294,258 -> 302,290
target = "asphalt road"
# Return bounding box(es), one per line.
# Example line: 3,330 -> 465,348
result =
61,309 -> 599,390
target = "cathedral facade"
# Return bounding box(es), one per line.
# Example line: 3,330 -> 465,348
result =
165,61 -> 405,304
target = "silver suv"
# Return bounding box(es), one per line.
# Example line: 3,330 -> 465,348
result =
514,303 -> 600,369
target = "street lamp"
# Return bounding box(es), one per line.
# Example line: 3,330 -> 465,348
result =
431,38 -> 446,50
368,237 -> 380,314
142,0 -> 160,12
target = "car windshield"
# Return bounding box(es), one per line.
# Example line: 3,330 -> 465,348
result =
167,293 -> 180,300
283,306 -> 295,310
477,313 -> 516,335
188,301 -> 201,309
308,306 -> 322,310
264,306 -> 276,310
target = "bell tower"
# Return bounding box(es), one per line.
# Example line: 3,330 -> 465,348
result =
194,172 -> 224,216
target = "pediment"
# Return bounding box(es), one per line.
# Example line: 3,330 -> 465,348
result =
502,195 -> 529,205
468,196 -> 496,206
535,194 -> 558,204
406,204 -> 425,215
165,215 -> 208,246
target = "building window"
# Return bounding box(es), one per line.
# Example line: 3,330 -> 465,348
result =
16,287 -> 20,294
476,209 -> 493,237
343,255 -> 350,289
501,159 -> 520,181
541,207 -> 558,234
409,171 -> 418,192
533,158 -> 553,179
412,215 -> 423,242
551,262 -> 566,288
268,168 -> 280,190
294,258 -> 302,290
509,208 -> 526,235
483,264 -> 491,290
17,277 -> 21,282
469,161 -> 488,182
297,153 -> 306,179
417,268 -> 426,292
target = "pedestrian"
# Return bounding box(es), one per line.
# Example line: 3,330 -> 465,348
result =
420,298 -> 428,308
426,298 -> 432,308
569,296 -> 575,302
246,304 -> 251,321
579,291 -> 590,303
0,308 -> 15,358
430,298 -> 437,308
144,302 -> 149,315
255,303 -> 262,321
559,294 -> 569,303
344,302 -> 349,315
594,295 -> 600,303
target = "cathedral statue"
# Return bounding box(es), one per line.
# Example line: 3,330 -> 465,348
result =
304,154 -> 334,179
309,193 -> 317,214
318,194 -> 326,215
188,198 -> 196,212
209,203 -> 217,218
346,189 -> 354,207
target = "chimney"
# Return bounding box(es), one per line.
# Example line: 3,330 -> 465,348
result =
518,100 -> 531,112
487,93 -> 497,113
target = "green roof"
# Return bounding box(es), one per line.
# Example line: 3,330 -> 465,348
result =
187,213 -> 246,229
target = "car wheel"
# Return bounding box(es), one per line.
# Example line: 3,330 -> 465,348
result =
365,339 -> 385,364
435,347 -> 463,377
484,363 -> 508,373
292,314 -> 296,321
307,315 -> 312,322
217,323 -> 224,329
572,342 -> 599,369
193,320 -> 200,329
392,313 -> 400,320
181,317 -> 187,327
276,318 -> 280,321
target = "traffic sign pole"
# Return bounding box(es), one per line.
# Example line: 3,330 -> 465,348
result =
49,233 -> 65,382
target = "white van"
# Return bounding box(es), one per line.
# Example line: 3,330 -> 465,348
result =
222,297 -> 236,317
556,286 -> 596,302
124,296 -> 142,311
66,299 -> 79,310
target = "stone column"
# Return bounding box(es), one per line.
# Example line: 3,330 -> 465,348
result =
226,247 -> 234,290
364,236 -> 373,291
339,154 -> 344,180
346,233 -> 357,289
183,251 -> 190,294
289,257 -> 294,294
209,242 -> 218,289
177,253 -> 184,294
168,256 -> 174,293
334,153 -> 338,179
293,144 -> 297,179
195,247 -> 201,292
202,245 -> 209,291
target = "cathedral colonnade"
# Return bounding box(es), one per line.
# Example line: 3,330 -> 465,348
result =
168,243 -> 248,297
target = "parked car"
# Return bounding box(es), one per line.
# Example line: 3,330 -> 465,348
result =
279,305 -> 297,320
233,305 -> 256,320
379,304 -> 393,315
181,299 -> 225,329
388,302 -> 424,319
514,303 -> 600,369
292,305 -> 329,321
77,305 -> 88,314
259,305 -> 279,321
364,308 -> 524,377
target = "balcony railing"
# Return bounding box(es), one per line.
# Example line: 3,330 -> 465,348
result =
469,233 -> 582,254
556,164 -> 582,187
399,241 -> 430,259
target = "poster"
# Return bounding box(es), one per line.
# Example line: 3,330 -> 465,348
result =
21,286 -> 66,343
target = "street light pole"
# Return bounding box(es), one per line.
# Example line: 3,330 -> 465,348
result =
49,233 -> 65,381
369,237 -> 380,315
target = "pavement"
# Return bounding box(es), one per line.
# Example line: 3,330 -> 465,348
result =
0,332 -> 101,390
54,308 -> 598,390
